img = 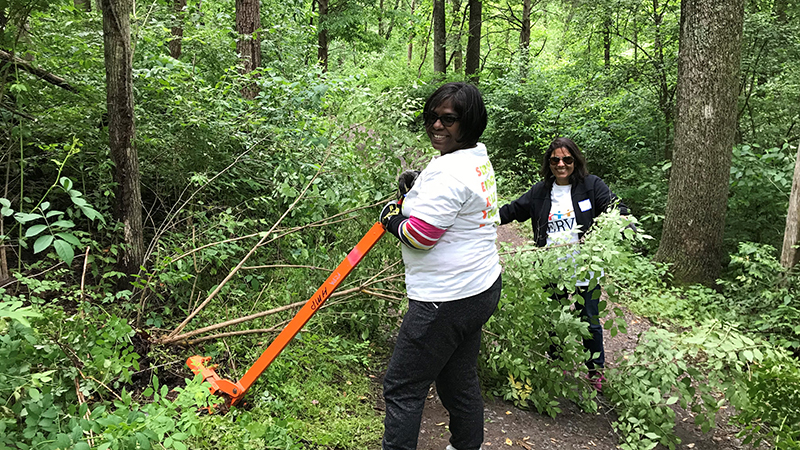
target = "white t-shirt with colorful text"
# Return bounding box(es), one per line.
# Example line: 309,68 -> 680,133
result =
400,143 -> 502,301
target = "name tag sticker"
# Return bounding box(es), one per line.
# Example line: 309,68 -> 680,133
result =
578,199 -> 592,212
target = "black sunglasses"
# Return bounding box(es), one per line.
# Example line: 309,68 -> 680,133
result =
549,155 -> 575,165
423,111 -> 460,127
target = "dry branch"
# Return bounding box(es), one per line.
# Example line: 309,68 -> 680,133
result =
160,272 -> 404,345
0,49 -> 78,92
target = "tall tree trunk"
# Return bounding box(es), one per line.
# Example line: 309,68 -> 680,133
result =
378,0 -> 385,37
652,0 -> 673,160
519,0 -> 530,79
236,0 -> 261,98
169,0 -> 186,59
603,16 -> 611,69
318,0 -> 328,71
781,142 -> 800,268
100,0 -> 145,278
449,0 -> 463,73
520,0 -> 530,48
655,0 -> 744,285
407,0 -> 415,64
465,0 -> 481,82
433,0 -> 445,75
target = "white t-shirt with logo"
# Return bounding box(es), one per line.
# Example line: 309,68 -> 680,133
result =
400,143 -> 502,301
547,183 -> 599,287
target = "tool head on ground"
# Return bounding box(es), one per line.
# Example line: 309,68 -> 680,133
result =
186,355 -> 245,410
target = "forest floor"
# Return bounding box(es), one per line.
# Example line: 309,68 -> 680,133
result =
374,224 -> 750,450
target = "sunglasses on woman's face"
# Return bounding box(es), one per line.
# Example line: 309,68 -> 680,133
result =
423,112 -> 460,127
549,156 -> 574,166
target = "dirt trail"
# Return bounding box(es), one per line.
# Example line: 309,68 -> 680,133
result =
390,225 -> 747,450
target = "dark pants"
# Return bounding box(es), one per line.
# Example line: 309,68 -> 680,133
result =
382,275 -> 502,450
550,285 -> 605,372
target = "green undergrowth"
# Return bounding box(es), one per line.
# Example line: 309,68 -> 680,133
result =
609,244 -> 800,449
188,334 -> 385,449
485,209 -> 800,450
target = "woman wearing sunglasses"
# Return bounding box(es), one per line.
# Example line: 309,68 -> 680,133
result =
379,82 -> 501,450
498,137 -> 629,391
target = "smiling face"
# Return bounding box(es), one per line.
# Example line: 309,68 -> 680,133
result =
425,99 -> 463,155
550,147 -> 575,185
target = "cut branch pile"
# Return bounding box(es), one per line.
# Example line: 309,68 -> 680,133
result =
155,125 -> 404,346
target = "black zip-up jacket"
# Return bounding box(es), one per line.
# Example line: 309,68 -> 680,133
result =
499,175 -> 628,247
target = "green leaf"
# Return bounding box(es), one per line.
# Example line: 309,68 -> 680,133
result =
173,441 -> 187,450
56,232 -> 82,246
53,239 -> 75,265
15,212 -> 42,223
24,224 -> 48,237
0,198 -> 10,208
60,177 -> 73,191
45,210 -> 63,218
51,220 -> 76,229
33,235 -> 54,253
172,432 -> 187,441
74,443 -> 91,450
40,202 -> 50,211
665,396 -> 678,405
136,432 -> 151,449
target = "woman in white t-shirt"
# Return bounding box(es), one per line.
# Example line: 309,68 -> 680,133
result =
498,137 -> 630,392
379,82 -> 502,450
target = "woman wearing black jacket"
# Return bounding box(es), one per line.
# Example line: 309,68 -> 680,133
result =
499,137 -> 628,390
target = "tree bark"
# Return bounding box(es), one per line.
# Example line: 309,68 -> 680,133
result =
236,0 -> 261,98
449,0 -> 463,73
465,0 -> 481,82
603,16 -> 611,69
655,0 -> 744,285
317,0 -> 328,71
781,142 -> 800,268
520,0 -> 530,49
169,0 -> 187,59
407,0 -> 415,64
519,0 -> 531,80
100,0 -> 145,278
433,0 -> 445,75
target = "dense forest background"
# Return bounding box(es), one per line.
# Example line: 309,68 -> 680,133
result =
1,0 -> 799,448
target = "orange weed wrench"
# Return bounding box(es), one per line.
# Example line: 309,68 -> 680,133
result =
187,222 -> 386,409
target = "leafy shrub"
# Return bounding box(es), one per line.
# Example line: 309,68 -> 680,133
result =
719,242 -> 800,352
482,209 -> 639,415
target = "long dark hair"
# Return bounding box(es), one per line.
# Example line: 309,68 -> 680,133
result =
423,82 -> 488,149
541,137 -> 589,187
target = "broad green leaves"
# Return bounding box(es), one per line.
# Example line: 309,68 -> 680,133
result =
2,173 -> 105,266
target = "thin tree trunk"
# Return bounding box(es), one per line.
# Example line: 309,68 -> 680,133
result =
433,0 -> 446,75
519,0 -> 530,79
169,0 -> 186,59
408,0 -> 415,64
318,0 -> 328,71
236,0 -> 261,98
449,0 -> 463,73
603,16 -> 611,69
655,0 -> 744,285
465,0 -> 481,82
781,142 -> 800,268
101,0 -> 145,278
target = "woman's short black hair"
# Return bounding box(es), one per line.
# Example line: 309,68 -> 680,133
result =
423,82 -> 487,148
541,137 -> 589,186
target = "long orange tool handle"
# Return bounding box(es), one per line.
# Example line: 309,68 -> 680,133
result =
227,222 -> 386,404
